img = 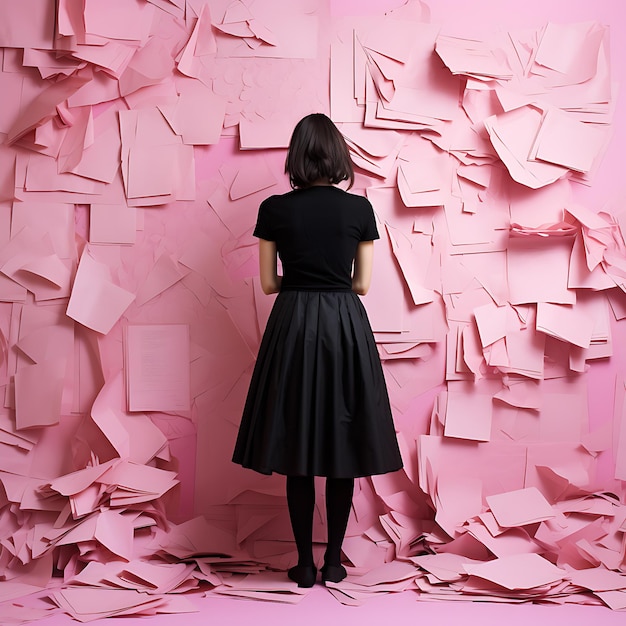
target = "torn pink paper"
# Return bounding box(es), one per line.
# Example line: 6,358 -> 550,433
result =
66,249 -> 135,334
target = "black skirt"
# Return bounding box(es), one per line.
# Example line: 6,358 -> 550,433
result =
232,290 -> 403,478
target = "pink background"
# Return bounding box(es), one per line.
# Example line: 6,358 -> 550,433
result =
1,0 -> 626,620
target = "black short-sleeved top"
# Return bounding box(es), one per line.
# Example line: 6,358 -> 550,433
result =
253,186 -> 379,291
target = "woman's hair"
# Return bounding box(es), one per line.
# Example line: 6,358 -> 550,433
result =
285,113 -> 354,189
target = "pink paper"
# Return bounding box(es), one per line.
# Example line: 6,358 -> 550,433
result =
125,324 -> 190,413
0,0 -> 626,616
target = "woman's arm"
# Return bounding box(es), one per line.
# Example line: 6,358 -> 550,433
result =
352,240 -> 374,295
258,238 -> 282,294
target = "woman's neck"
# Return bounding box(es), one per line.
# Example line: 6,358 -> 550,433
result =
309,178 -> 332,187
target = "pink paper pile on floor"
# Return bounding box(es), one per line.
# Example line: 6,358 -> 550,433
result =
1,0 -> 626,623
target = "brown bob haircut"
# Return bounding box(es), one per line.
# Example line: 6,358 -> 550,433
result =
285,113 -> 354,189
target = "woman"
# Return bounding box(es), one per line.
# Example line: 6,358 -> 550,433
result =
232,113 -> 403,588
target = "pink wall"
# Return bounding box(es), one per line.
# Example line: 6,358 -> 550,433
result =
1,0 -> 626,617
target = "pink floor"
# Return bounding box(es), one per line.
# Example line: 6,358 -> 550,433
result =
19,586 -> 625,626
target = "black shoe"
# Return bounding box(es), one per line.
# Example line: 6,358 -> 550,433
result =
321,564 -> 347,584
288,564 -> 317,588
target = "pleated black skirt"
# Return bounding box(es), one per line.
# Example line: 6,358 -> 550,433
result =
232,290 -> 403,478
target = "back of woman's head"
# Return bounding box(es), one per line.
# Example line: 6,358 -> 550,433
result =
285,113 -> 354,189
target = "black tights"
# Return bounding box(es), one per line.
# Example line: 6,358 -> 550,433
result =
286,476 -> 354,568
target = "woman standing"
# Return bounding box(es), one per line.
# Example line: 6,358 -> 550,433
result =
232,113 -> 403,588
